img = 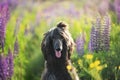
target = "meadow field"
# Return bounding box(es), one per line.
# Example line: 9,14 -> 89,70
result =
0,0 -> 120,80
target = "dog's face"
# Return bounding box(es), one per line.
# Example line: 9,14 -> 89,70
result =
53,36 -> 63,58
51,27 -> 69,59
41,22 -> 74,60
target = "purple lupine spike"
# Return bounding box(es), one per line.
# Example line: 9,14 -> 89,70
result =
0,17 -> 5,52
1,3 -> 10,23
0,50 -> 14,80
7,0 -> 18,10
6,48 -> 14,78
0,53 -> 8,80
76,33 -> 85,56
89,20 -> 99,53
0,37 -> 4,52
103,16 -> 111,51
114,0 -> 120,23
88,16 -> 111,53
14,38 -> 19,57
95,18 -> 101,52
0,2 -> 10,52
88,24 -> 96,52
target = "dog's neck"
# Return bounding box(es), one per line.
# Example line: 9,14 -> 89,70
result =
45,59 -> 70,72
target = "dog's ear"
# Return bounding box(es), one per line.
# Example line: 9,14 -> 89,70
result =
68,39 -> 75,59
41,32 -> 52,60
57,22 -> 68,30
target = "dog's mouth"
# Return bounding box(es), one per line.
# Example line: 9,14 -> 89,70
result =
55,50 -> 62,58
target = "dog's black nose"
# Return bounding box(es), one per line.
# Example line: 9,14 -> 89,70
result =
56,48 -> 61,51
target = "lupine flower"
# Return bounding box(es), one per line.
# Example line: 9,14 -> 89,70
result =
0,54 -> 8,80
88,24 -> 96,52
0,2 -> 10,52
0,49 -> 14,80
76,33 -> 85,56
6,48 -> 14,78
14,38 -> 19,56
88,16 -> 111,52
102,16 -> 111,51
114,0 -> 120,23
95,17 -> 102,52
89,18 -> 102,52
7,0 -> 18,10
0,2 -> 13,80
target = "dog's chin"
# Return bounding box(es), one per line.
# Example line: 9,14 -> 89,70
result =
55,50 -> 62,58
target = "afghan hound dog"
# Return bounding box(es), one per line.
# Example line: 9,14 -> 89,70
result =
41,22 -> 79,80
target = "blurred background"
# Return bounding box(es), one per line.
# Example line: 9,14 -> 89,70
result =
0,0 -> 120,80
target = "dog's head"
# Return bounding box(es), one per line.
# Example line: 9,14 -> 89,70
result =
41,22 -> 74,60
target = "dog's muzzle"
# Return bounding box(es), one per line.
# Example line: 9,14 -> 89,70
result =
54,39 -> 63,58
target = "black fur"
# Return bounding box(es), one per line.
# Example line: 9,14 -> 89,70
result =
41,22 -> 79,80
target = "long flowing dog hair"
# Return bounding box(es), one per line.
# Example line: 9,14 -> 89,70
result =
41,22 -> 79,80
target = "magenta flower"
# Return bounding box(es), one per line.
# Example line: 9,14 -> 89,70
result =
0,2 -> 10,52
